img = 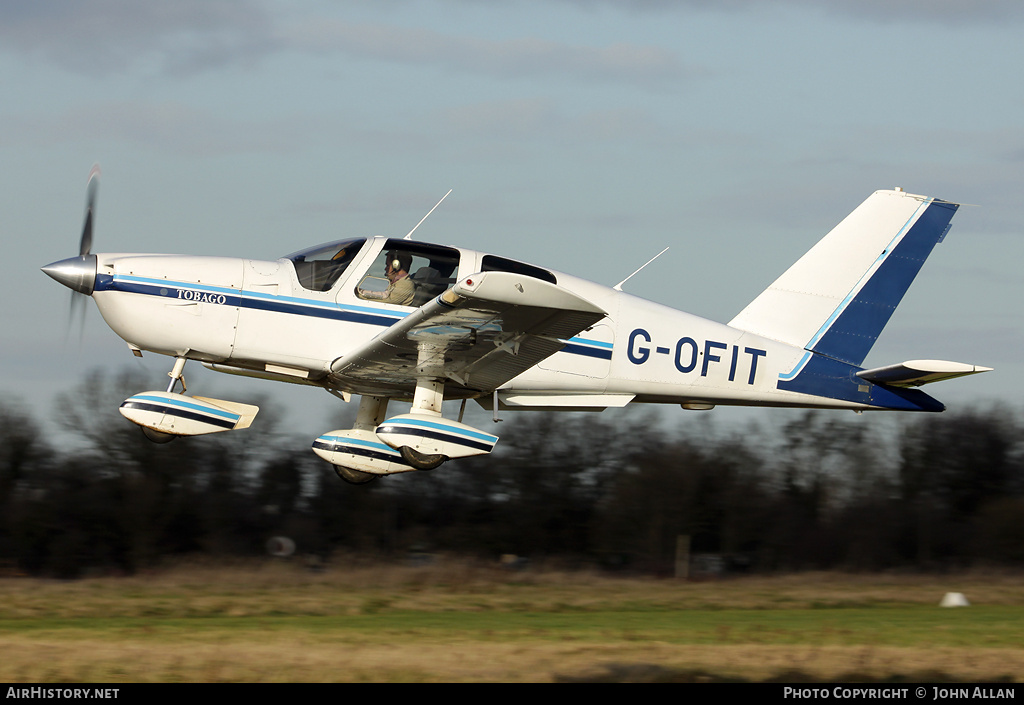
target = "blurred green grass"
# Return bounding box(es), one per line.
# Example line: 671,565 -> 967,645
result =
2,606 -> 1022,648
1,562 -> 1021,682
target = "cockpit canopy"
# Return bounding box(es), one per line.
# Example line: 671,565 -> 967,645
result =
285,238 -> 464,307
285,237 -> 557,309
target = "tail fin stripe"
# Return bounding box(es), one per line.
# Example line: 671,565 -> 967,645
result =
802,199 -> 926,352
809,198 -> 958,365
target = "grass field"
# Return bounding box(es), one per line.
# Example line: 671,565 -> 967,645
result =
1,559 -> 1022,682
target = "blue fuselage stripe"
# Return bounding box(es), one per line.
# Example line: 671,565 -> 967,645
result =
96,274 -> 613,360
561,342 -> 613,360
97,275 -> 404,327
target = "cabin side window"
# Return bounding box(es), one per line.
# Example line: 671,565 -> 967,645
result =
286,239 -> 366,292
480,255 -> 557,284
356,241 -> 461,307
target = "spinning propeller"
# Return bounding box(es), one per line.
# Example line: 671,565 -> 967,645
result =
79,164 -> 99,260
41,166 -> 102,334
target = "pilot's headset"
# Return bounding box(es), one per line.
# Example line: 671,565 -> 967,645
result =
386,251 -> 410,273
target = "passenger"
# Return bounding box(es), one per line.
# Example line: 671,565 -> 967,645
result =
358,251 -> 415,305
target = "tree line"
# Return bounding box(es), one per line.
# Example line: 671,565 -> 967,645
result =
2,369 -> 1022,577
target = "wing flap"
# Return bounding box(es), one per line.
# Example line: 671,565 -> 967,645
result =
329,271 -> 607,396
857,359 -> 992,388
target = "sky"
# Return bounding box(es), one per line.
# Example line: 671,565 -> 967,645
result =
3,0 -> 1023,438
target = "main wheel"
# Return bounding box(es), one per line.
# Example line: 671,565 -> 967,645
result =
141,427 -> 177,444
333,465 -> 378,485
400,446 -> 448,470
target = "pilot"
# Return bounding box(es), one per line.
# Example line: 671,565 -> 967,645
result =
358,251 -> 415,305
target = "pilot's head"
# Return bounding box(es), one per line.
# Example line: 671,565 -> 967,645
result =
386,251 -> 412,277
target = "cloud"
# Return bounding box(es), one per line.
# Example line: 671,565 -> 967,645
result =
792,0 -> 1024,24
6,0 -> 1020,79
0,0 -> 274,74
435,98 -> 694,156
554,0 -> 1024,25
5,100 -> 309,156
0,1 -> 690,86
439,98 -> 561,138
278,19 -> 688,87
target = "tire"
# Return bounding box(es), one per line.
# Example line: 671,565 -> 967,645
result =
333,465 -> 378,485
141,427 -> 177,444
399,446 -> 447,470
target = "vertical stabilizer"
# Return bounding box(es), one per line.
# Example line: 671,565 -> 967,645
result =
728,189 -> 958,366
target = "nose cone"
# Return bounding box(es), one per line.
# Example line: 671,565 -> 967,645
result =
41,254 -> 97,295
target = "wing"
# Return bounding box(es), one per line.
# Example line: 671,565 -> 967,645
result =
328,271 -> 607,398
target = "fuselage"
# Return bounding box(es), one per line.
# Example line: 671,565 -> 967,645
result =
80,234 -> 941,413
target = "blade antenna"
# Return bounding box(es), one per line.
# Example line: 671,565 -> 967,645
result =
614,247 -> 669,291
404,189 -> 452,240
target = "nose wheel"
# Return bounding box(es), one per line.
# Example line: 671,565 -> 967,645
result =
141,356 -> 188,443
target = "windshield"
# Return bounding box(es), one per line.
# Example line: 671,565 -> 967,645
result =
285,238 -> 366,292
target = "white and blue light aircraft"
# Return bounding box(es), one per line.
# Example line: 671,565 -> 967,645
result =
43,172 -> 990,483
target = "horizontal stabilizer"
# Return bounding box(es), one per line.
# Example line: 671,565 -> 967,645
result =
857,360 -> 992,388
